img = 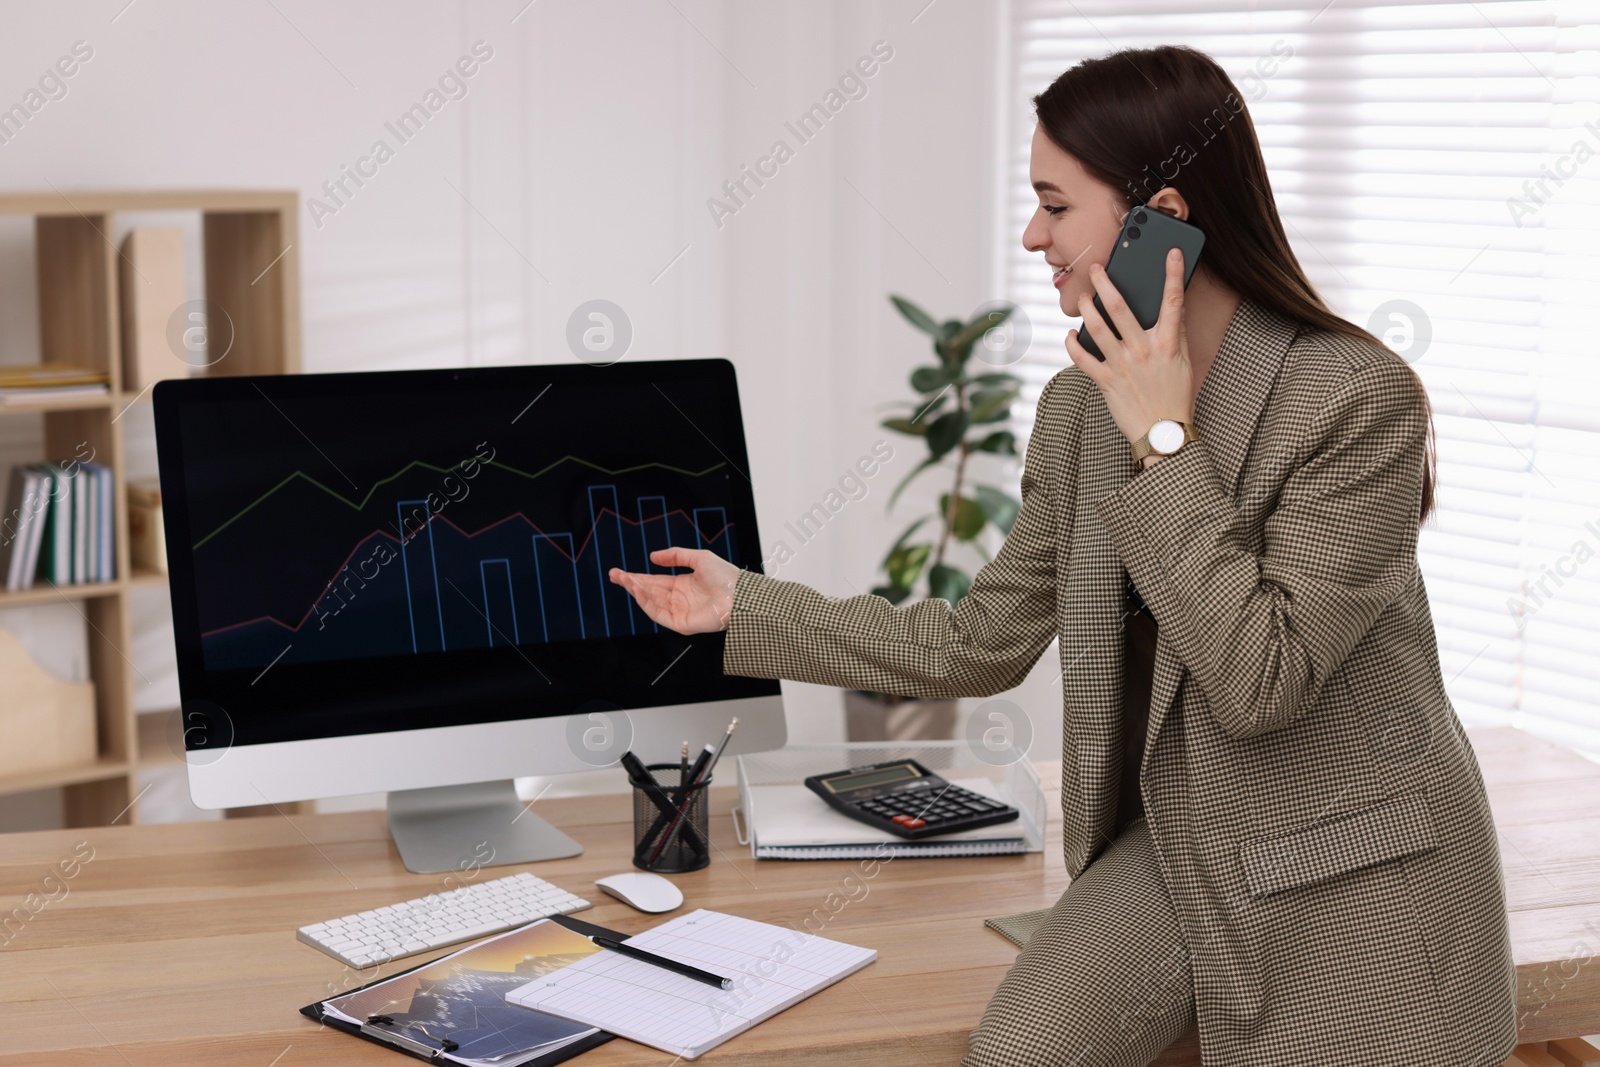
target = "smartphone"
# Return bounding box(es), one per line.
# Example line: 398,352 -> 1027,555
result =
1076,206 -> 1205,361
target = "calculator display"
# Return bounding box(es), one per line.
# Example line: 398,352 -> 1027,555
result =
822,763 -> 922,792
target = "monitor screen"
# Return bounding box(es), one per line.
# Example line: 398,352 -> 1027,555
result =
154,359 -> 779,751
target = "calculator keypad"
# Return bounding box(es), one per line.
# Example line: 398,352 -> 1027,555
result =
852,785 -> 1015,838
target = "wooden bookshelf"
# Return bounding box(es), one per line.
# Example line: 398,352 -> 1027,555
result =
0,189 -> 301,827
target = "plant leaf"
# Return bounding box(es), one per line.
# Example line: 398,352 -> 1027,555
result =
871,583 -> 911,605
970,430 -> 1017,456
885,543 -> 932,590
970,371 -> 1024,388
910,365 -> 954,393
973,484 -> 1022,535
928,563 -> 972,606
938,493 -> 987,541
887,392 -> 951,418
925,409 -> 969,458
883,516 -> 933,566
947,306 -> 1015,360
890,295 -> 939,336
881,417 -> 928,437
908,391 -> 951,423
968,384 -> 1020,424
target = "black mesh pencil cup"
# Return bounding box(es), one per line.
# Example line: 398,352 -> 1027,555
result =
629,762 -> 712,873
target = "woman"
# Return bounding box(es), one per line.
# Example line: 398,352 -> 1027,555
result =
609,45 -> 1518,1067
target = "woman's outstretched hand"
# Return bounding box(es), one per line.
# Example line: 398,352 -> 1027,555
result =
609,547 -> 740,635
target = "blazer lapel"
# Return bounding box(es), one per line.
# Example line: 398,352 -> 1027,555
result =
1059,296 -> 1298,875
1189,296 -> 1300,499
1138,298 -> 1299,744
1059,383 -> 1136,872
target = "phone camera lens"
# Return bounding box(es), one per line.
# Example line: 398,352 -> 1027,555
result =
1133,209 -> 1148,224
1127,226 -> 1141,240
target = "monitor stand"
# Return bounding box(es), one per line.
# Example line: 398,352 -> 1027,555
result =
386,779 -> 584,874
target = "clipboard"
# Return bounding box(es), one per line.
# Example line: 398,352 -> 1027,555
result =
299,914 -> 627,1065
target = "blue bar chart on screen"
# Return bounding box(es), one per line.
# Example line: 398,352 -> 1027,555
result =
172,374 -> 747,671
191,456 -> 742,667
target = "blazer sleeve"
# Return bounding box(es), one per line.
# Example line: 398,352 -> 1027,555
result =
720,373 -> 1068,699
1094,356 -> 1427,741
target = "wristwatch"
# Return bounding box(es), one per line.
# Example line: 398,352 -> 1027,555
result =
1131,419 -> 1197,465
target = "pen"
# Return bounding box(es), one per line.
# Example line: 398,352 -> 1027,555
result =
620,749 -> 661,790
703,716 -> 738,779
591,934 -> 733,990
680,740 -> 689,790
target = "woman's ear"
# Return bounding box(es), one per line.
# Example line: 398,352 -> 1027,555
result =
1144,187 -> 1190,221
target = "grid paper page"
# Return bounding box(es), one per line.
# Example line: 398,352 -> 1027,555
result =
504,909 -> 876,1059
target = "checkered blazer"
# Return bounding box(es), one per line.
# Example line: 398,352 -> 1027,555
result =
723,297 -> 1520,1066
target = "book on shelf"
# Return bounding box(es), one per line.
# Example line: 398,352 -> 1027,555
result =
1,467 -> 50,592
94,464 -> 113,581
71,463 -> 88,582
0,362 -> 110,406
0,362 -> 109,388
0,461 -> 116,590
0,384 -> 110,405
80,463 -> 113,582
42,464 -> 72,585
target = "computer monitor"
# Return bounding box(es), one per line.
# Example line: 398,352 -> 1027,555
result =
153,358 -> 785,873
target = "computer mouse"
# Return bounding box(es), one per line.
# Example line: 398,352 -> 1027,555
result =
594,871 -> 684,913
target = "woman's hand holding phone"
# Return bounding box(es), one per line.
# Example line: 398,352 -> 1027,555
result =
1065,248 -> 1196,449
609,547 -> 741,635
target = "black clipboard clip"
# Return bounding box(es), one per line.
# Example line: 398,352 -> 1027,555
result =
361,1014 -> 460,1060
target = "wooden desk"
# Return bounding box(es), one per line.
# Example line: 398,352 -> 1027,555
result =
1,726 -> 1595,1066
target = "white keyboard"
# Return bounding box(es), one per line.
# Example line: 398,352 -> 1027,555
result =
296,872 -> 592,968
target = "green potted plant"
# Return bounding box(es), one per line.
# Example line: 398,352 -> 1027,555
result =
843,296 -> 1026,741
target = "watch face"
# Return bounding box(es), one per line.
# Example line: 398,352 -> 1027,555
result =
1150,419 -> 1185,453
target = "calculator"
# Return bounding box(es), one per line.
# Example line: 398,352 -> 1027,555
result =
803,759 -> 1020,840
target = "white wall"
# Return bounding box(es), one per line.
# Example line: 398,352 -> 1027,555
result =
0,0 -> 1065,813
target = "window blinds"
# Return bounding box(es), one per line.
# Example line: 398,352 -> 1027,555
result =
1001,0 -> 1600,761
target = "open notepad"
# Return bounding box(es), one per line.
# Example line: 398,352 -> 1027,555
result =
505,909 -> 876,1060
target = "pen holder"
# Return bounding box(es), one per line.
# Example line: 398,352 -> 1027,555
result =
629,762 -> 712,874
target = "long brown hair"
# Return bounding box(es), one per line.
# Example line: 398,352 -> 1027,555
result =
1032,45 -> 1438,526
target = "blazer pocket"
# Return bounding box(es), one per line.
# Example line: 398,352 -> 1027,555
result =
1238,790 -> 1439,900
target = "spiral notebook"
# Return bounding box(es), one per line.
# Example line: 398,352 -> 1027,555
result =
507,909 -> 875,1061
739,776 -> 1030,859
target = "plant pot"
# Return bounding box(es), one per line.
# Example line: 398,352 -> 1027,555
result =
843,689 -> 959,742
